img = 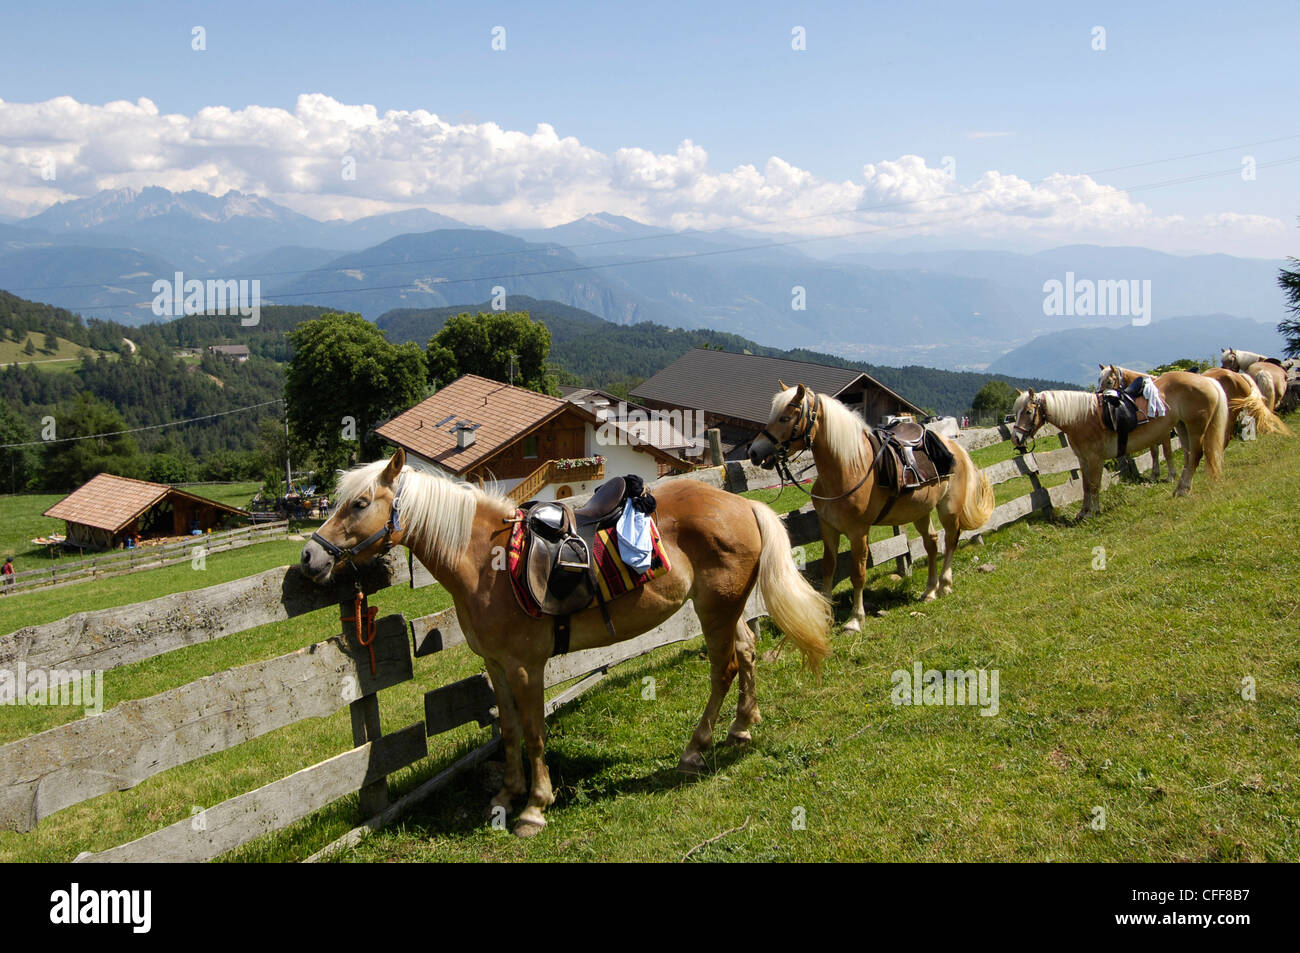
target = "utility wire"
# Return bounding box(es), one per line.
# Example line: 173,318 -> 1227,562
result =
0,399 -> 284,448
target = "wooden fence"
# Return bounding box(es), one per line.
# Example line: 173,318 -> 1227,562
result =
5,521 -> 291,594
0,430 -> 1175,861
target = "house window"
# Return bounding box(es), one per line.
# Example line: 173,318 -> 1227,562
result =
523,435 -> 539,459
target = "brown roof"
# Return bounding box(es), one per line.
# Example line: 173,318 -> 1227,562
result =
43,473 -> 248,533
377,374 -> 691,475
630,349 -> 924,423
376,375 -> 573,474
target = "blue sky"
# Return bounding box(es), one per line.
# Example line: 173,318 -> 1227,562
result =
2,0 -> 1296,254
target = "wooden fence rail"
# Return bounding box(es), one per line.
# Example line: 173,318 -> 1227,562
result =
7,521 -> 291,594
0,428 -> 1180,860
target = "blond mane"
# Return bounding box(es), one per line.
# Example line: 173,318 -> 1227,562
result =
770,387 -> 870,472
1042,390 -> 1099,428
334,459 -> 511,570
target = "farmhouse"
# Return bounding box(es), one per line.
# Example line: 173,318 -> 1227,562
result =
629,349 -> 925,459
207,344 -> 250,362
560,385 -> 706,462
376,374 -> 691,502
43,473 -> 249,550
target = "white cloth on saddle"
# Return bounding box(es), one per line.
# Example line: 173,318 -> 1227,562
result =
616,505 -> 654,572
1140,376 -> 1167,418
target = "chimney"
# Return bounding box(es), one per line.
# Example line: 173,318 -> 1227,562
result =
453,422 -> 479,450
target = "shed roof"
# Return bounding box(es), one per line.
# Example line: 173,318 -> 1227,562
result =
43,473 -> 249,533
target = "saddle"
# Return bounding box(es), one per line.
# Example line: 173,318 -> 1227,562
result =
520,476 -> 627,618
870,421 -> 955,494
1098,389 -> 1150,456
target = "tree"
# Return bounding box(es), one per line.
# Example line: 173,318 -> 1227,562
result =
43,332 -> 58,353
1149,358 -> 1206,375
39,393 -> 142,491
23,337 -> 36,356
0,401 -> 36,493
426,311 -> 557,394
1279,254 -> 1300,358
286,312 -> 427,471
970,379 -> 1017,421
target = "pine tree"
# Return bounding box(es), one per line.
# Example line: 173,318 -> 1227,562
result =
1279,256 -> 1300,358
23,337 -> 36,356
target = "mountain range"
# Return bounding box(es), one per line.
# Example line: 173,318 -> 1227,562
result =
0,187 -> 1290,374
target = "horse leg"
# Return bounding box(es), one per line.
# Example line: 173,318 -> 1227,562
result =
819,520 -> 839,601
916,516 -> 941,601
1161,438 -> 1175,483
680,601 -> 741,774
725,617 -> 761,745
936,511 -> 959,597
485,658 -> 526,816
505,661 -> 554,837
1174,420 -> 1195,497
1078,459 -> 1101,520
842,532 -> 869,632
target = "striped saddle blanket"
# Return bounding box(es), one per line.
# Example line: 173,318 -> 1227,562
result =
507,511 -> 672,619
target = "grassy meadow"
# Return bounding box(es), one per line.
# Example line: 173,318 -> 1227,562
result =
0,428 -> 1296,862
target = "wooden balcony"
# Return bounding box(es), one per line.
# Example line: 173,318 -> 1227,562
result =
506,458 -> 606,503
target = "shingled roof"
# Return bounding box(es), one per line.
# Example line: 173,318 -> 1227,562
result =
43,474 -> 248,533
629,349 -> 923,424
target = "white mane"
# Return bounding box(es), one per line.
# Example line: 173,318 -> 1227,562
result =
334,459 -> 511,569
771,388 -> 870,472
1013,389 -> 1097,429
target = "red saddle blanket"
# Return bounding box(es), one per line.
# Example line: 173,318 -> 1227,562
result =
507,512 -> 672,619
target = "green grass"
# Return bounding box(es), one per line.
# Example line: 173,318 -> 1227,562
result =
0,335 -> 105,373
3,428 -> 1297,861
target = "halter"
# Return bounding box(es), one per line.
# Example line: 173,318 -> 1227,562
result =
310,476 -> 405,569
1011,395 -> 1046,454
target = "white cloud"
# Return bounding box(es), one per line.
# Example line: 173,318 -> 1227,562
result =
0,94 -> 1286,255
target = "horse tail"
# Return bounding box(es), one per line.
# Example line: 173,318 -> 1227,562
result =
951,441 -> 995,531
750,501 -> 831,675
1202,384 -> 1229,479
1229,393 -> 1293,437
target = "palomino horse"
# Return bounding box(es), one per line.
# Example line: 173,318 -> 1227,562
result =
1094,364 -> 1175,482
1221,348 -> 1289,412
748,383 -> 994,631
1012,372 -> 1226,518
1201,367 -> 1292,438
300,448 -> 831,836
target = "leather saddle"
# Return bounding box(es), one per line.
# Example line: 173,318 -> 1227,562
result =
519,476 -> 627,619
1098,390 -> 1150,455
871,421 -> 955,494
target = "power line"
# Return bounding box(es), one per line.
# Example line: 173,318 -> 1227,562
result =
0,399 -> 284,449
6,130 -> 1298,301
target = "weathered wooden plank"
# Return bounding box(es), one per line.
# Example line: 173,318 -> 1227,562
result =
424,674 -> 498,735
0,614 -> 411,832
869,532 -> 910,564
782,506 -> 823,547
980,455 -> 1037,487
407,551 -> 436,590
0,550 -> 409,673
410,607 -> 466,658
1033,446 -> 1084,477
74,722 -> 427,863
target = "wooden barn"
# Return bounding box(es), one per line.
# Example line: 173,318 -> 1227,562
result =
629,349 -> 925,459
43,473 -> 249,550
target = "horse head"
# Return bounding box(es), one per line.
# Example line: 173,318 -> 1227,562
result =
300,448 -> 408,585
1222,348 -> 1239,370
1097,363 -> 1123,392
748,380 -> 816,468
1010,388 -> 1046,451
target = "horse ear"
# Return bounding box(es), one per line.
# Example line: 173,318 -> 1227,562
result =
1098,363 -> 1105,370
777,378 -> 788,391
793,382 -> 807,401
382,447 -> 405,483
1027,388 -> 1035,399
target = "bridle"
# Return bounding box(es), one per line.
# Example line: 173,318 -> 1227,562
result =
309,477 -> 405,570
756,392 -> 880,503
1011,395 -> 1046,454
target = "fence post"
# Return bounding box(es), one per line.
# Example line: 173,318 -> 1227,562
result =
892,525 -> 912,577
341,592 -> 390,818
708,428 -> 724,466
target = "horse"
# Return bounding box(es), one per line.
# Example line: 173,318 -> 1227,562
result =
299,448 -> 831,837
1093,364 -> 1176,482
1221,348 -> 1289,412
747,383 -> 994,631
1012,372 -> 1226,519
1200,366 -> 1292,438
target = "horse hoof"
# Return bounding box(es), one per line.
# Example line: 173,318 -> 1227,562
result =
678,752 -> 706,775
513,817 -> 546,838
725,729 -> 752,746
921,591 -> 938,603
940,585 -> 954,596
842,618 -> 862,634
